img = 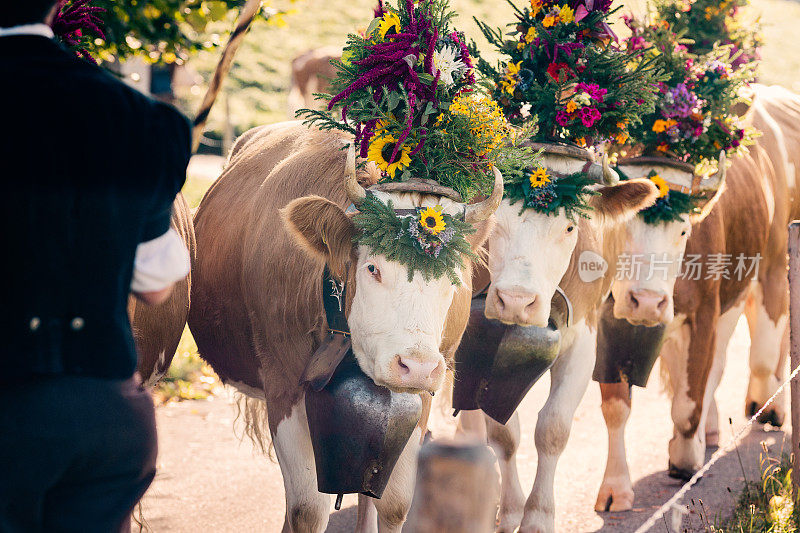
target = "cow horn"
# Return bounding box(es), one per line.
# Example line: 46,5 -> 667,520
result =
696,150 -> 727,193
344,143 -> 366,205
464,166 -> 504,223
584,153 -> 619,185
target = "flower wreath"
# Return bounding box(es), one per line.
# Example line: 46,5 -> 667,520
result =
51,0 -> 105,63
352,194 -> 475,284
502,157 -> 596,220
297,0 -> 537,200
617,167 -> 700,224
472,0 -> 662,147
619,16 -> 756,167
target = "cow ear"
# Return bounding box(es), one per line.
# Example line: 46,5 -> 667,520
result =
281,195 -> 355,279
589,179 -> 659,224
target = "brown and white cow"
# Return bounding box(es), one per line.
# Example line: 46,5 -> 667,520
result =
129,193 -> 195,385
456,145 -> 659,533
187,120 -> 501,532
595,86 -> 799,512
287,47 -> 341,117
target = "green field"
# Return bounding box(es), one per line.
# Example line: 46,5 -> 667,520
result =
176,0 -> 800,141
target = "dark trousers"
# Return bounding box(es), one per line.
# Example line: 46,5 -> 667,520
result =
0,376 -> 157,533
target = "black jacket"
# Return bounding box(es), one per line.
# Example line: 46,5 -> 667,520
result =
0,35 -> 191,382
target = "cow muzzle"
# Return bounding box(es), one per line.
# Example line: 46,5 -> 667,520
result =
485,286 -> 549,327
615,288 -> 673,326
383,349 -> 445,393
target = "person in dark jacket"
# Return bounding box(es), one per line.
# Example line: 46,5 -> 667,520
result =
0,2 -> 192,531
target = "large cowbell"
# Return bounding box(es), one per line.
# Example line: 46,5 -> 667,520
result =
452,290 -> 570,425
305,351 -> 422,499
592,296 -> 667,387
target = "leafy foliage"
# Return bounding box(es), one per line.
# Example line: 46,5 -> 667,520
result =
352,195 -> 476,284
620,15 -> 756,168
77,0 -> 292,64
297,0 -> 537,201
505,166 -> 596,221
472,0 -> 663,146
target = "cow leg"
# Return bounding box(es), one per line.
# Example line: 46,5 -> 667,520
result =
272,401 -> 331,533
703,300 -> 742,447
745,284 -> 788,426
595,382 -> 634,512
518,321 -> 594,533
486,412 -> 526,533
456,409 -> 488,441
373,427 -> 422,533
355,494 -> 378,533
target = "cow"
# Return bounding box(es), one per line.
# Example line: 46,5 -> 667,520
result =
186,120 -> 503,532
594,85 -> 799,512
287,47 -> 341,117
128,193 -> 195,386
455,143 -> 660,533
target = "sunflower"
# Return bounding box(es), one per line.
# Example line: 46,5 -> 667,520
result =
368,134 -> 413,178
377,12 -> 402,39
529,167 -> 551,188
649,174 -> 670,198
419,206 -> 446,235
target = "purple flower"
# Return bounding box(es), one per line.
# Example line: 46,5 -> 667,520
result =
580,107 -> 601,127
661,83 -> 700,119
576,82 -> 607,102
556,111 -> 570,126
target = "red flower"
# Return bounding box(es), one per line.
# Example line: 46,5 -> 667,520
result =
546,62 -> 573,83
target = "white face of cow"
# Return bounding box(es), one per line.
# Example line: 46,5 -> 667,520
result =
484,154 -> 586,327
347,192 -> 466,395
610,164 -> 694,326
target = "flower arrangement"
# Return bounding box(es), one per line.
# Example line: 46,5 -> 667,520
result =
619,16 -> 756,167
353,195 -> 476,284
472,0 -> 663,146
617,168 -> 700,223
298,0 -> 537,201
502,161 -> 597,220
51,0 -> 105,63
652,0 -> 761,70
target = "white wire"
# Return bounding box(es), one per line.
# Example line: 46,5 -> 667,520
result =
634,362 -> 800,533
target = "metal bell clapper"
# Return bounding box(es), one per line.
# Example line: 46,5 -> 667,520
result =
452,290 -> 569,425
305,354 -> 422,507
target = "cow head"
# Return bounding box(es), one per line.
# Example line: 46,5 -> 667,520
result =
610,153 -> 727,326
484,146 -> 659,327
282,145 -> 501,394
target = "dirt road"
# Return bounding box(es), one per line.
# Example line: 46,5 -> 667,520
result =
134,316 -> 789,532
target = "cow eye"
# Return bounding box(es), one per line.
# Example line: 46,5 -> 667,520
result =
680,230 -> 687,236
566,225 -> 575,234
367,264 -> 381,282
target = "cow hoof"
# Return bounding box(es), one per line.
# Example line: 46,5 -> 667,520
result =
594,483 -> 634,512
705,430 -> 720,448
745,401 -> 758,418
496,510 -> 523,533
668,461 -> 697,481
757,408 -> 784,427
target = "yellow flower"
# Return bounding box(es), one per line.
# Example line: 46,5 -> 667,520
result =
377,12 -> 402,39
524,26 -> 538,43
448,93 -> 509,156
576,137 -> 587,148
419,206 -> 446,235
530,0 -> 543,16
566,100 -> 578,113
507,60 -> 523,76
368,134 -> 413,178
657,143 -> 669,153
517,41 -> 525,51
542,14 -> 557,27
652,119 -> 677,133
615,131 -> 629,144
529,167 -> 551,188
559,5 -> 575,23
616,120 -> 628,129
649,174 -> 670,198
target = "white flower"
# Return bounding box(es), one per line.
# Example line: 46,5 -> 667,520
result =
433,45 -> 467,87
574,92 -> 592,106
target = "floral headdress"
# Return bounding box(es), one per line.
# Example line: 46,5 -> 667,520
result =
651,0 -> 761,70
298,0 -> 537,201
51,0 -> 105,63
619,16 -> 755,167
473,0 -> 662,147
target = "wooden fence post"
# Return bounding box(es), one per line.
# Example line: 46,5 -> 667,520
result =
789,221 -> 800,498
404,440 -> 497,533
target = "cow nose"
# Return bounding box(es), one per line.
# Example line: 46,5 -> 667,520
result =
393,354 -> 443,390
628,289 -> 669,320
494,289 -> 540,323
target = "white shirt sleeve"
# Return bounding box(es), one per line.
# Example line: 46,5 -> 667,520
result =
130,228 -> 190,293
